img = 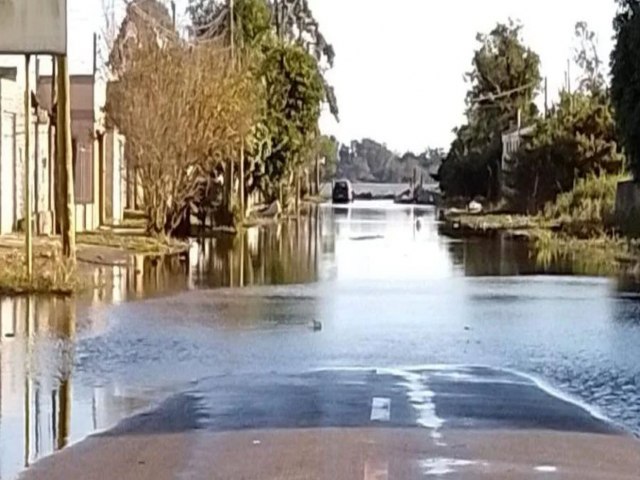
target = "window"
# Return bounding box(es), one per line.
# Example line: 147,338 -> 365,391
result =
73,139 -> 93,204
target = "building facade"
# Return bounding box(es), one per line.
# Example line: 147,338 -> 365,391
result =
0,54 -> 126,236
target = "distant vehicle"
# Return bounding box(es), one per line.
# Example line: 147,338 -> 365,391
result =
332,180 -> 354,204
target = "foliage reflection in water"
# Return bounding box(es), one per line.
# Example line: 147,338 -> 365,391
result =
2,204 -> 640,480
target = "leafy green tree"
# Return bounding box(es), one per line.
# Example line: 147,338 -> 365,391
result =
255,41 -> 326,202
439,21 -> 541,200
509,21 -> 624,212
611,0 -> 640,177
188,0 -> 272,51
314,135 -> 339,181
273,0 -> 338,118
188,0 -> 335,210
511,91 -> 624,212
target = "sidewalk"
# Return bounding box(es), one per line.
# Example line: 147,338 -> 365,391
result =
0,231 -> 188,295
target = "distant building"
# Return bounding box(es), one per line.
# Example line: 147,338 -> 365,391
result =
500,124 -> 535,197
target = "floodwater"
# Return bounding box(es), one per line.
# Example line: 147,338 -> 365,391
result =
2,201 -> 640,479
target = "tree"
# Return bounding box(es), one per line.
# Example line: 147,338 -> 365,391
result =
439,21 -> 541,200
109,0 -> 175,77
188,0 -> 335,210
255,41 -> 325,204
188,0 -> 272,51
314,135 -> 339,182
106,40 -> 258,235
611,0 -> 640,177
511,91 -> 624,212
574,21 -> 605,94
273,0 -> 338,119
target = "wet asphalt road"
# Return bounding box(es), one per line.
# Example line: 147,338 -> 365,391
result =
105,367 -> 619,437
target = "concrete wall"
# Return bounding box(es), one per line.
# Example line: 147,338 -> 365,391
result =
1,60 -> 122,235
104,129 -> 125,225
74,203 -> 97,233
38,74 -> 103,232
0,60 -> 53,235
0,84 -> 16,235
615,180 -> 640,236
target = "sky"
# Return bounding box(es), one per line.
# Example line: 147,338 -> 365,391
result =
66,0 -> 619,153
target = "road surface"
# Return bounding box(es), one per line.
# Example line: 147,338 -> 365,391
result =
23,367 -> 640,479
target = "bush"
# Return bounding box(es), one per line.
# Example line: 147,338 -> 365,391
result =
543,174 -> 622,238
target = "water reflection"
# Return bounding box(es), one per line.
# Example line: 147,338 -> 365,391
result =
0,297 -> 73,478
89,254 -> 190,305
193,210 -> 324,289
2,202 -> 640,480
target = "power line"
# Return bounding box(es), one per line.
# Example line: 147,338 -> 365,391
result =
470,82 -> 538,104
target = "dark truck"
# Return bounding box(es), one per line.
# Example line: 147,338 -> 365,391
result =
332,180 -> 354,204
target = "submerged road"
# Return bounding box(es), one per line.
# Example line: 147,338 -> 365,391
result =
8,202 -> 640,479
22,366 -> 640,479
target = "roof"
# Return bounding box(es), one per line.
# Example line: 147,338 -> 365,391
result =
502,125 -> 535,138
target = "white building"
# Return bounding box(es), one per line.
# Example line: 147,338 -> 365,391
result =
0,54 -> 125,235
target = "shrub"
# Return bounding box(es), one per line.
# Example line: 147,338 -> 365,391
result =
543,174 -> 622,238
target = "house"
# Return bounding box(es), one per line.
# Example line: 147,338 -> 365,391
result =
500,124 -> 535,197
0,53 -> 126,236
0,57 -> 53,235
37,72 -> 126,230
38,74 -> 101,232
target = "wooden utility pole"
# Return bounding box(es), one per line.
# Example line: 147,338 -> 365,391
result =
34,57 -> 40,235
49,57 -> 57,233
56,55 -> 76,264
544,76 -> 548,118
295,169 -> 301,216
239,143 -> 245,219
315,156 -> 320,196
229,0 -> 235,56
24,54 -> 33,280
229,0 -> 247,221
274,0 -> 281,38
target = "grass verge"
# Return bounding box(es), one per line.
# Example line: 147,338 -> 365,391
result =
78,232 -> 188,255
0,248 -> 80,295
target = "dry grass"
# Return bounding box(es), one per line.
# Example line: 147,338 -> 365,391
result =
444,212 -> 557,238
533,230 -> 636,276
78,232 -> 187,255
0,248 -> 80,295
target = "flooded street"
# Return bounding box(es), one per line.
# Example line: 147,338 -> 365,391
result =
3,202 -> 640,479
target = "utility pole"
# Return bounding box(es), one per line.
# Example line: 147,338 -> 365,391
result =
315,156 -> 320,196
56,55 -> 76,264
274,0 -> 281,38
35,57 -> 40,235
229,0 -> 247,221
24,54 -> 33,280
49,57 -> 57,234
171,1 -> 176,28
544,76 -> 548,118
229,0 -> 235,59
227,0 -> 236,215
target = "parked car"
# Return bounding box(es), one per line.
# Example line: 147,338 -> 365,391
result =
332,180 -> 354,203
